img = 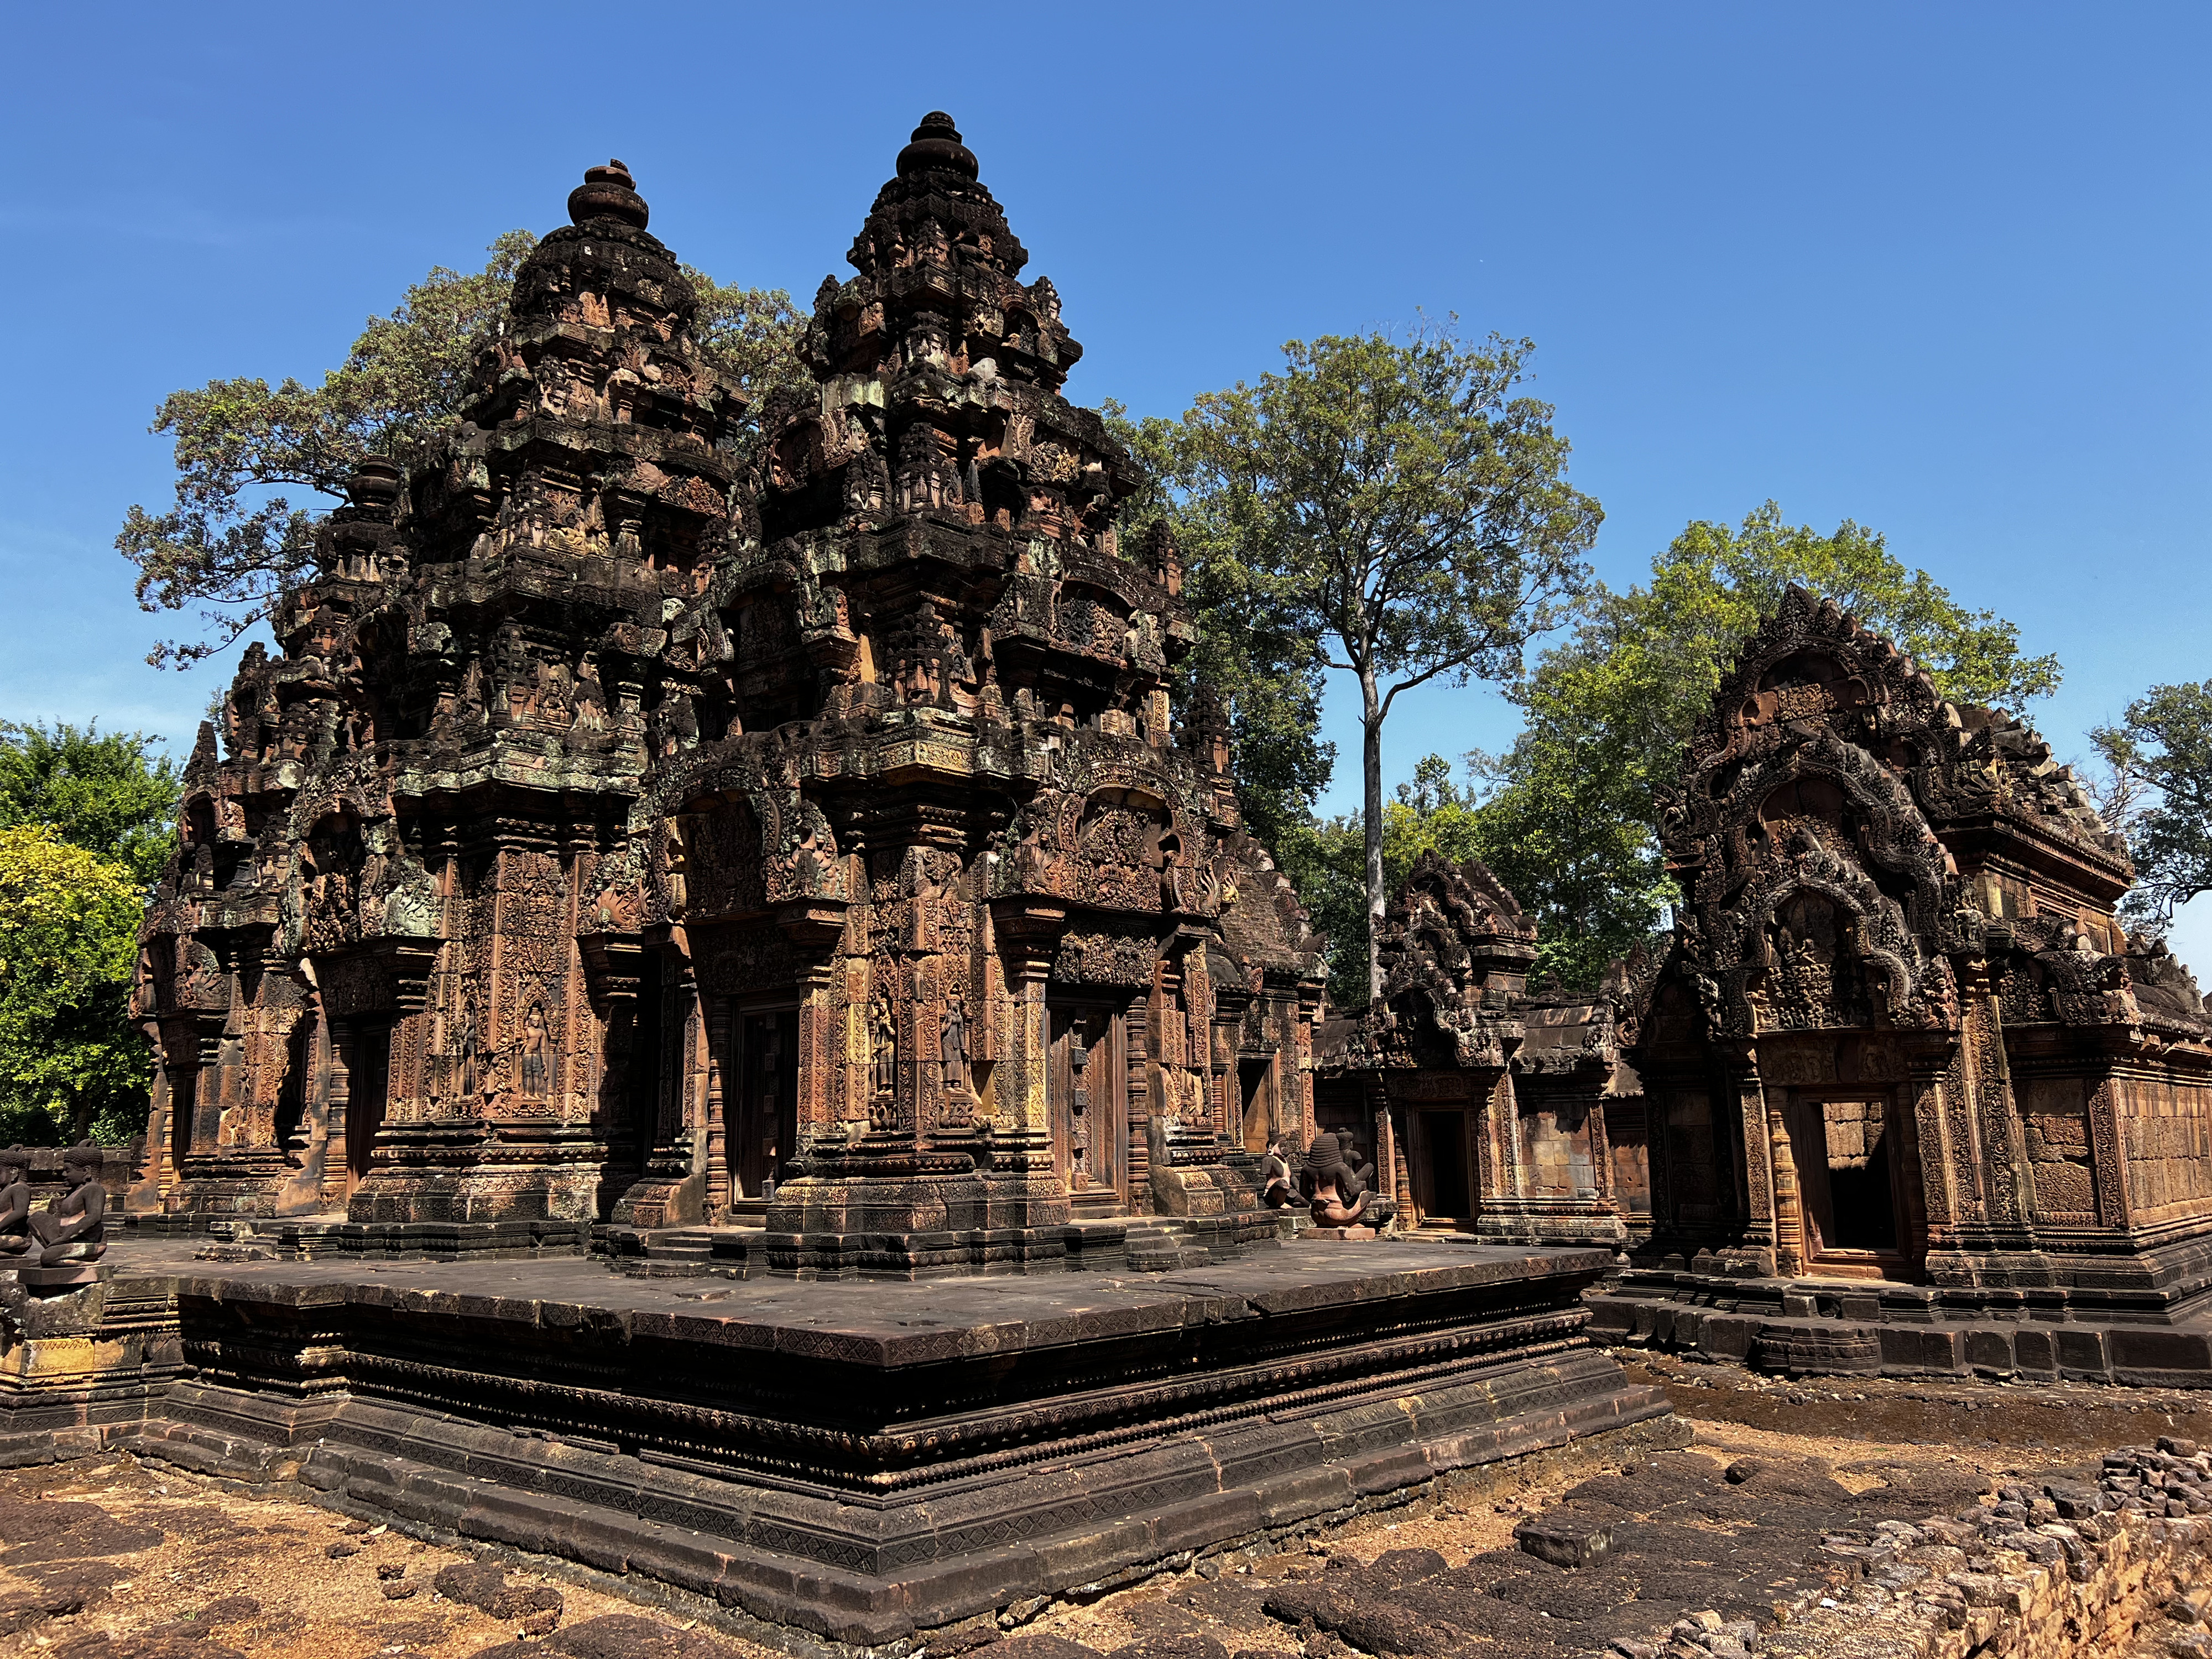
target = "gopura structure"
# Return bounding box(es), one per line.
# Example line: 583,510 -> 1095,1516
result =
1313,851 -> 1632,1248
129,117 -> 1326,1269
1594,589 -> 2212,1374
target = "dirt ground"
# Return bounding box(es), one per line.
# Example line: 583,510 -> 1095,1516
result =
0,1454 -> 770,1659
2,1355 -> 2202,1658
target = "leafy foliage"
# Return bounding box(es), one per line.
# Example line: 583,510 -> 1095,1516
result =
0,722 -> 181,889
1276,757 -> 1496,1007
1145,324 -> 1600,999
1107,403 -> 1337,855
691,273 -> 810,409
1471,503 -> 2062,986
0,826 -> 148,1145
2091,681 -> 2212,930
118,234 -> 803,668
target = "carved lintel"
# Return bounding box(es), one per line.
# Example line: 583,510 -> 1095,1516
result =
578,933 -> 645,1004
989,898 -> 1067,979
775,899 -> 847,956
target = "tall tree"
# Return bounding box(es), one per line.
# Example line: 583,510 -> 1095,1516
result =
0,722 -> 181,889
2090,681 -> 2212,931
1166,325 -> 1599,1000
1474,503 -> 2062,986
118,234 -> 803,669
1276,757 -> 1492,1008
1105,404 -> 1336,858
0,825 -> 148,1144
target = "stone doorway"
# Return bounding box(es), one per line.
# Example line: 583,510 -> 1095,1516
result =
1049,1004 -> 1127,1210
728,1007 -> 798,1206
341,1024 -> 389,1192
1410,1108 -> 1474,1227
1239,1057 -> 1276,1154
1784,1090 -> 1912,1276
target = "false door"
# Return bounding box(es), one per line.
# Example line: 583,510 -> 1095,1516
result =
729,1009 -> 799,1202
1049,1004 -> 1126,1209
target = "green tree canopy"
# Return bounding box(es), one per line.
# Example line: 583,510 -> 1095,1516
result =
2091,681 -> 2212,931
118,234 -> 804,668
1107,403 -> 1336,857
1144,324 -> 1600,1000
0,721 -> 181,889
1275,757 -> 1490,1008
1471,503 -> 2062,987
0,825 -> 148,1144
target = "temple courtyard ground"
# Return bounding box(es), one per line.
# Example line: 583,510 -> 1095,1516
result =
7,1354 -> 2212,1658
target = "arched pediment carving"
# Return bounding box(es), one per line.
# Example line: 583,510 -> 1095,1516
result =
1360,852 -> 1537,1070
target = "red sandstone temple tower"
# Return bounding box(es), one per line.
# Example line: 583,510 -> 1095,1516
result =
1612,588 -> 2212,1318
128,120 -> 1326,1271
1314,851 -> 1630,1248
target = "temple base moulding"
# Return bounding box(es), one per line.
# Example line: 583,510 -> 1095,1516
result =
0,1234 -> 1663,1645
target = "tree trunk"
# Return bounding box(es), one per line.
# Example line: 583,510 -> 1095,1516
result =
1361,668 -> 1386,1006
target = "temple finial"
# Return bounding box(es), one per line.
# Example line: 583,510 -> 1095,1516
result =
568,159 -> 649,229
896,112 -> 979,182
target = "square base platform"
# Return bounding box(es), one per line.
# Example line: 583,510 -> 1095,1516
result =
24,1235 -> 1667,1646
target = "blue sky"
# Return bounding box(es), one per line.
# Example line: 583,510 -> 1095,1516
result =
2,3 -> 2206,961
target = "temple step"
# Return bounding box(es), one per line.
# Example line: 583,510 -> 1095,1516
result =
1121,1223 -> 1211,1272
610,1227 -> 735,1279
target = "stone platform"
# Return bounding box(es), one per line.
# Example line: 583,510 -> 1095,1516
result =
0,1235 -> 1665,1645
1592,1264 -> 2212,1387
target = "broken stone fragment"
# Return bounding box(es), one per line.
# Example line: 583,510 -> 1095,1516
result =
1513,1511 -> 1614,1568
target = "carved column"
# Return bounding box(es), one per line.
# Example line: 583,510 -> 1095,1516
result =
703,993 -> 732,1211
1721,1041 -> 1777,1264
777,900 -> 847,1155
1585,1084 -> 1615,1209
124,1042 -> 174,1215
1969,978 -> 2031,1234
1293,974 -> 1323,1148
323,1015 -> 354,1201
987,900 -> 1065,1170
1907,1045 -> 1959,1253
1767,1099 -> 1806,1277
2088,1072 -> 2130,1233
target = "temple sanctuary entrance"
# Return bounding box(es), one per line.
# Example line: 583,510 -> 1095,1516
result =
1783,1091 -> 1910,1274
341,1023 -> 390,1192
1049,1003 -> 1127,1210
1239,1057 -> 1277,1154
728,1008 -> 799,1203
1408,1108 -> 1474,1227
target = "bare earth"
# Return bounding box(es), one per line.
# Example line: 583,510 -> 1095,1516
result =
5,1354 -> 2208,1658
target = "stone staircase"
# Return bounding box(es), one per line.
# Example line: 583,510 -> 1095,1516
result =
603,1226 -> 757,1279
1119,1222 -> 1213,1272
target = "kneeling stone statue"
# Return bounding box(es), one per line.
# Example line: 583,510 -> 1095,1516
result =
26,1145 -> 107,1267
1303,1131 -> 1396,1233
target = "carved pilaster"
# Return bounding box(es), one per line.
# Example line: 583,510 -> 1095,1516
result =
987,898 -> 1065,1164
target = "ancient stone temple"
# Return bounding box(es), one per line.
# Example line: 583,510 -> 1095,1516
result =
1314,852 -> 1630,1247
1593,588 -> 2212,1379
127,121 -> 1324,1271
54,122 -> 1677,1644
